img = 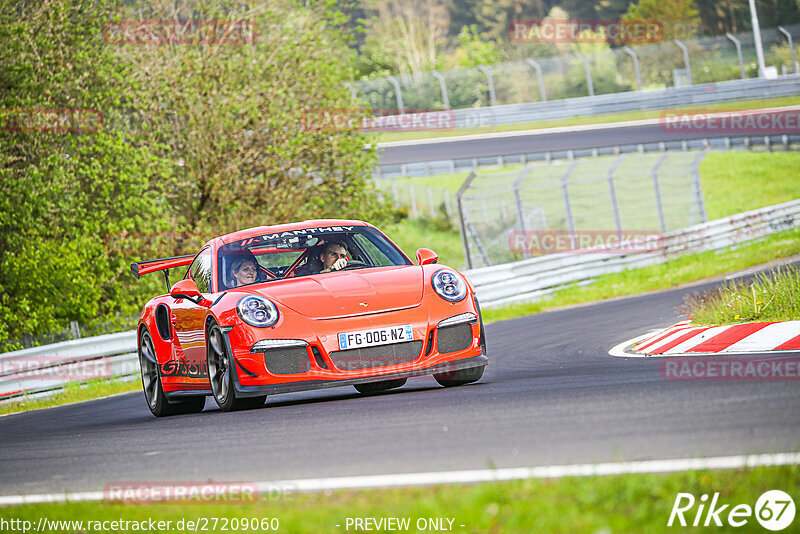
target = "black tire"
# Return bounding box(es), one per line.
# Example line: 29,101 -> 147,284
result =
207,320 -> 266,412
139,328 -> 206,417
354,378 -> 407,394
434,365 -> 485,387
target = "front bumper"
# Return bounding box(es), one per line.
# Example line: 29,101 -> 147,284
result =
223,297 -> 488,397
232,354 -> 488,398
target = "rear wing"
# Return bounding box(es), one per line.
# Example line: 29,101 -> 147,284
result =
131,254 -> 195,291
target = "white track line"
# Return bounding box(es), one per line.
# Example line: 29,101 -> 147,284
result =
2,453 -> 799,506
375,105 -> 800,148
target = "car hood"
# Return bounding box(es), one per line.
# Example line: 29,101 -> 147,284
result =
253,266 -> 424,319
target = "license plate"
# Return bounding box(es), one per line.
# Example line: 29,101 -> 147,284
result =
338,324 -> 414,350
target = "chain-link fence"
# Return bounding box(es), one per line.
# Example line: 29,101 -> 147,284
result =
356,24 -> 800,113
455,151 -> 708,269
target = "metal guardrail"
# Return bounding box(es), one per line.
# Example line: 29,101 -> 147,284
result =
464,199 -> 800,308
0,331 -> 138,401
2,199 -> 798,400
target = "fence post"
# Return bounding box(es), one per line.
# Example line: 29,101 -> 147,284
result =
525,58 -> 547,101
431,70 -> 450,109
477,65 -> 497,106
391,179 -> 399,205
409,183 -> 418,217
386,75 -> 405,114
561,160 -> 579,249
444,190 -> 454,220
694,150 -> 708,223
651,152 -> 669,234
574,52 -> 594,97
513,165 -> 534,258
622,47 -> 642,91
674,39 -> 692,86
456,171 -> 478,269
777,26 -> 798,74
725,33 -> 746,79
427,187 -> 436,217
344,82 -> 358,100
606,155 -> 625,237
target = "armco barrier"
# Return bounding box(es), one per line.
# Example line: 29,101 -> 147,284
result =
2,199 -> 798,400
464,199 -> 800,308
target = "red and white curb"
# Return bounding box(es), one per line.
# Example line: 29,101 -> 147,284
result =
611,320 -> 800,357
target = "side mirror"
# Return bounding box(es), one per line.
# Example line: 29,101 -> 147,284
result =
170,279 -> 211,307
416,248 -> 439,266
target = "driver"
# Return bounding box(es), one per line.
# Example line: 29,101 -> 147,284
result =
296,241 -> 349,276
319,241 -> 349,273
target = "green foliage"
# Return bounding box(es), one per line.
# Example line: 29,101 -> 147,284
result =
0,0 -> 388,348
681,265 -> 800,324
445,25 -> 505,69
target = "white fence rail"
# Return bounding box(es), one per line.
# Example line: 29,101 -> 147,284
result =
2,199 -> 798,400
465,199 -> 800,308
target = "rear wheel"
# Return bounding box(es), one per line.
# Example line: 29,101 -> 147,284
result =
434,365 -> 485,387
139,329 -> 205,417
207,321 -> 266,411
354,378 -> 407,394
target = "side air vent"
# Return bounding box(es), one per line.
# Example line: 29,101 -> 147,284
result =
437,323 -> 472,353
155,304 -> 171,340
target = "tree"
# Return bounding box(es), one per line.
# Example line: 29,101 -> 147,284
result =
623,0 -> 701,39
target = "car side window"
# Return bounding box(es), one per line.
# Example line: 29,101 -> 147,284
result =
188,248 -> 213,293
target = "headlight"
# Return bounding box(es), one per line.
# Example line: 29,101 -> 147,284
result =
237,296 -> 279,327
432,269 -> 467,302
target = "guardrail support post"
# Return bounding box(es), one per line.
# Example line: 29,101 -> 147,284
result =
777,26 -> 798,74
525,58 -> 547,101
409,183 -> 418,217
386,75 -> 405,114
622,47 -> 642,91
477,65 -> 497,106
574,52 -> 594,97
674,39 -> 692,86
726,33 -> 747,79
431,70 -> 450,110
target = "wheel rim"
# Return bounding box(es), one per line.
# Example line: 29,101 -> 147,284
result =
208,326 -> 229,403
139,332 -> 159,409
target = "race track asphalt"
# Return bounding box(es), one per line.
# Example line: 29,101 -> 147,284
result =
378,109 -> 794,165
2,273 -> 798,497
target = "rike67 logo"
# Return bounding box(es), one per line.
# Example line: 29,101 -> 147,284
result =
668,490 -> 795,530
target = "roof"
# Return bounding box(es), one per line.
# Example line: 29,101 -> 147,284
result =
217,219 -> 374,244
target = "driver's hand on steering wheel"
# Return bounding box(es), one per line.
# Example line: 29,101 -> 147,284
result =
323,258 -> 348,273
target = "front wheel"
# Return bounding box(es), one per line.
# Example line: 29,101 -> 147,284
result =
207,321 -> 266,412
354,378 -> 407,394
434,365 -> 485,387
139,329 -> 205,417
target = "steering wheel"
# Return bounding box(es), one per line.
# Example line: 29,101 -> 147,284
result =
340,260 -> 369,271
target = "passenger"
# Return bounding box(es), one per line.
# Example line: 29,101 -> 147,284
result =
229,256 -> 258,287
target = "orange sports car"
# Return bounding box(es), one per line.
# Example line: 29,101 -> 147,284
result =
132,220 -> 487,416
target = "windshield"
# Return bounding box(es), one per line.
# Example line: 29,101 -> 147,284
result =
217,225 -> 411,290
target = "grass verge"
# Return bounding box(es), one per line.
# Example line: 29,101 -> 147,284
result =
0,377 -> 139,416
377,95 -> 800,143
482,228 -> 800,324
680,265 -> 800,325
3,465 -> 796,533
